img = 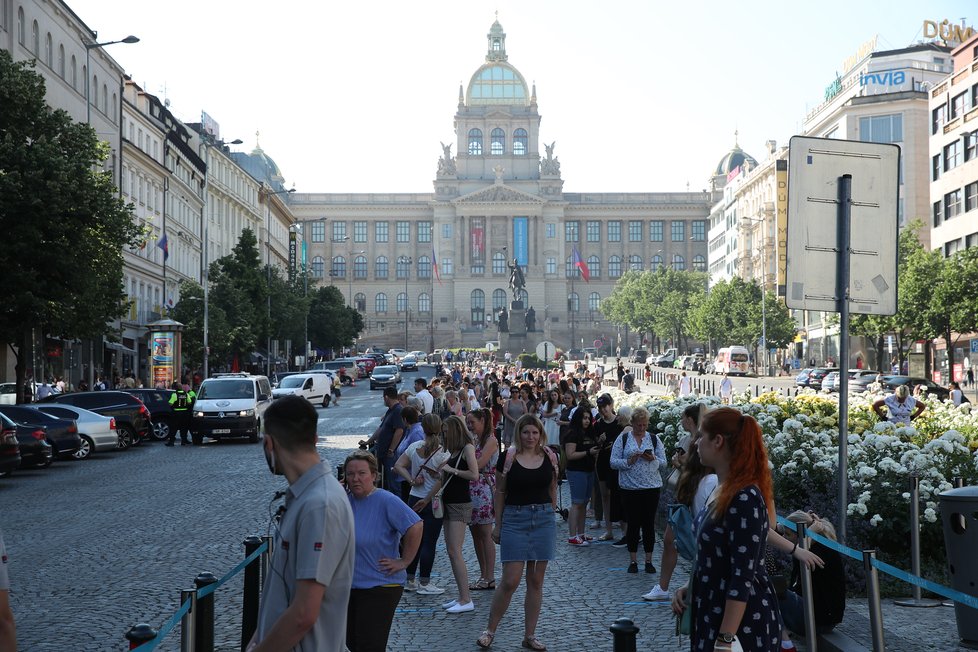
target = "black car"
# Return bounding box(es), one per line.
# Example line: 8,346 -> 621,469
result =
1,412 -> 52,468
125,389 -> 177,441
42,391 -> 151,448
369,365 -> 402,390
0,405 -> 82,458
399,355 -> 419,371
630,350 -> 649,364
0,417 -> 21,477
806,368 -> 839,390
882,376 -> 950,400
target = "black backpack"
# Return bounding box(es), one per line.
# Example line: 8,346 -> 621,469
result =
175,391 -> 189,409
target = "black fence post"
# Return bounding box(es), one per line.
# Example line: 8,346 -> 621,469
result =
241,536 -> 263,651
609,617 -> 639,652
125,623 -> 157,650
194,571 -> 218,652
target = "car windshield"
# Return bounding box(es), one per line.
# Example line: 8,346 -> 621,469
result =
374,366 -> 397,374
279,377 -> 306,389
198,380 -> 253,400
731,353 -> 748,362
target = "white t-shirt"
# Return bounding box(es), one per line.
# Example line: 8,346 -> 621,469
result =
405,441 -> 450,498
951,389 -> 963,406
692,474 -> 719,517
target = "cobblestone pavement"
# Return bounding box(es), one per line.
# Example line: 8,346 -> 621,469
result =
2,365 -> 965,650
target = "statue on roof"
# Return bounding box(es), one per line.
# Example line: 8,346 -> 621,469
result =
437,141 -> 456,176
541,141 -> 560,176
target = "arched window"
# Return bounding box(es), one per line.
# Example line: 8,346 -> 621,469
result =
490,128 -> 504,155
353,255 -> 367,279
568,292 -> 580,313
396,257 -> 411,279
70,55 -> 76,89
311,256 -> 324,278
92,74 -> 98,107
44,32 -> 52,67
17,7 -> 24,45
609,255 -> 623,279
628,255 -> 642,271
471,289 -> 485,325
332,255 -> 346,279
587,255 -> 600,279
492,289 -> 507,313
672,254 -> 686,271
513,128 -> 528,156
588,292 -> 601,312
102,83 -> 107,113
492,251 -> 506,275
468,128 -> 483,156
419,293 -> 431,313
111,92 -> 117,123
692,254 -> 707,271
417,255 -> 431,279
31,20 -> 38,54
354,293 -> 366,312
650,255 -> 663,272
375,256 -> 389,279
397,292 -> 408,313
375,293 -> 388,313
58,44 -> 65,78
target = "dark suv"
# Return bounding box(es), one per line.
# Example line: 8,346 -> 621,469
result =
42,391 -> 151,449
125,389 -> 177,441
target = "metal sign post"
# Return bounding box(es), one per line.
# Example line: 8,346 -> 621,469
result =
837,174 -> 852,543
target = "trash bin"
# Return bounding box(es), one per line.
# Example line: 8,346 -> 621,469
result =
939,486 -> 978,647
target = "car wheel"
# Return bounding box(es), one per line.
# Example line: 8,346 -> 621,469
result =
73,435 -> 94,460
119,426 -> 136,450
35,455 -> 53,469
322,394 -> 331,408
249,425 -> 260,444
152,418 -> 171,441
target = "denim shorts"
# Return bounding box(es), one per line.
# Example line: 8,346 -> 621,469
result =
499,503 -> 556,562
566,470 -> 595,505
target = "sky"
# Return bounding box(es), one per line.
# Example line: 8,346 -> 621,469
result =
68,0 -> 974,194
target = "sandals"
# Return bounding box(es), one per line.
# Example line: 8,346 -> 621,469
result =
477,630 -> 495,648
470,578 -> 496,590
522,636 -> 547,651
596,532 -> 615,541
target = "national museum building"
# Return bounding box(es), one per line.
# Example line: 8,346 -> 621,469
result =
290,20 -> 715,353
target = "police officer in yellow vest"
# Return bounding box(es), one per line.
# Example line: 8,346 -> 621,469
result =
165,381 -> 196,446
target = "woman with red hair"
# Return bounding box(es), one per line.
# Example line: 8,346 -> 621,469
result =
672,408 -> 781,652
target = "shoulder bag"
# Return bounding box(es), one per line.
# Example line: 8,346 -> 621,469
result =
431,451 -> 462,519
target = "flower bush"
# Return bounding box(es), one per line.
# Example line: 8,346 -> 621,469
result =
603,387 -> 978,572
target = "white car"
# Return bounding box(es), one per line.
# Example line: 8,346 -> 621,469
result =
271,373 -> 333,407
0,383 -> 16,405
389,348 -> 408,360
409,351 -> 428,363
33,404 -> 119,459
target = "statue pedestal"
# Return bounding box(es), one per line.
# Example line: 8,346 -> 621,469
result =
509,302 -> 526,337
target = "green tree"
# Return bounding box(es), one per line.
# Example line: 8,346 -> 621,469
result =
208,229 -> 267,366
0,51 -> 140,401
307,286 -> 364,353
924,246 -> 978,374
170,280 -> 230,373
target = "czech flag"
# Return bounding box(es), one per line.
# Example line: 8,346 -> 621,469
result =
157,233 -> 169,262
432,247 -> 442,285
572,245 -> 590,282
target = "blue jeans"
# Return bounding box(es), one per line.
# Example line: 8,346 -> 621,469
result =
405,495 -> 444,581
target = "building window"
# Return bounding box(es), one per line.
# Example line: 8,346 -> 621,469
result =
492,289 -> 507,313
858,113 -> 903,144
671,221 -> 685,242
650,220 -> 663,242
608,221 -> 621,242
59,44 -> 67,78
565,257 -> 576,278
587,255 -> 600,279
442,224 -> 452,239
672,254 -> 686,271
627,221 -> 641,242
468,128 -> 483,155
419,293 -> 431,313
311,221 -> 325,242
586,221 -> 601,242
588,292 -> 601,312
513,128 -> 527,156
397,292 -> 408,313
44,32 -> 51,67
966,182 -> 978,213
375,221 -> 389,242
396,221 -> 410,242
311,256 -> 324,278
70,54 -> 76,89
965,130 -> 978,162
418,255 -> 431,278
945,189 -> 964,220
375,256 -> 389,279
933,154 -> 942,181
353,221 -> 367,242
628,255 -> 642,271
568,292 -> 579,313
490,128 -> 504,155
492,251 -> 506,275
331,256 -> 346,279
332,221 -> 348,242
471,289 -> 485,325
933,105 -> 946,135
609,255 -> 622,278
546,257 -> 556,275
17,7 -> 24,45
565,221 -> 579,242
418,221 -> 432,243
31,20 -> 38,54
691,220 -> 707,241
692,254 -> 707,271
944,141 -> 962,172
951,92 -> 968,119
375,293 -> 388,313
353,255 -> 367,279
650,255 -> 663,272
442,258 -> 453,275
396,258 -> 411,279
354,293 -> 366,312
546,223 -> 556,239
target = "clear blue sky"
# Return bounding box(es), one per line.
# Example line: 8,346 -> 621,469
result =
69,0 -> 973,193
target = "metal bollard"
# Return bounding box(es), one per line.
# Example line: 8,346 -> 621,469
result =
863,550 -> 886,652
795,523 -> 818,652
181,588 -> 197,652
894,474 -> 941,607
609,617 -> 639,652
260,534 -> 274,587
194,572 -> 218,652
953,476 -> 965,488
241,536 -> 263,651
125,623 -> 158,649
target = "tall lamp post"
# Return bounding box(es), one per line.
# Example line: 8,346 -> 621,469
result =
741,213 -> 769,375
289,217 -> 327,370
260,184 -> 296,377
398,256 -> 412,351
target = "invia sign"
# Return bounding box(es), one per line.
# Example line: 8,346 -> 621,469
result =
860,69 -> 906,87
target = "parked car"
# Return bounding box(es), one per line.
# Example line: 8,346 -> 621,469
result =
630,350 -> 649,364
370,365 -> 402,390
823,369 -> 881,393
0,382 -> 17,405
806,367 -> 839,390
42,391 -> 151,449
0,418 -> 21,476
654,348 -> 678,367
683,354 -> 705,371
673,355 -> 692,369
409,351 -> 428,363
399,355 -> 419,371
191,374 -> 271,444
566,349 -> 584,361
795,368 -> 814,387
2,412 -> 52,469
272,373 -> 332,407
125,388 -> 177,441
33,404 -> 118,459
356,356 -> 378,376
388,348 -> 408,360
850,371 -> 886,393
0,405 -> 82,458
881,376 -> 950,401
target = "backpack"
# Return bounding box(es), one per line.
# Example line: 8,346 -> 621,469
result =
667,503 -> 697,561
175,391 -> 189,410
502,446 -> 559,482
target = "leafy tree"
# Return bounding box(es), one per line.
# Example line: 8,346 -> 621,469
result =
602,269 -> 707,352
689,277 -> 794,357
170,280 -> 230,373
0,51 -> 140,401
307,286 -> 364,353
208,229 -> 267,366
923,246 -> 978,374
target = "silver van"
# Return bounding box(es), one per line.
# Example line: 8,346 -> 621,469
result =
191,374 -> 272,444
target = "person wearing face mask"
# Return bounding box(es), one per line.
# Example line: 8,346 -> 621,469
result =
248,396 -> 355,652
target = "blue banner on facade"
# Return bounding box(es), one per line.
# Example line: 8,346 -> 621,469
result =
513,217 -> 528,266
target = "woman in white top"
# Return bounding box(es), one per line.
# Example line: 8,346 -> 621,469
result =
950,382 -> 965,406
872,384 -> 925,425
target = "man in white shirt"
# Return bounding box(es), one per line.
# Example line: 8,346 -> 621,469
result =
414,378 -> 434,415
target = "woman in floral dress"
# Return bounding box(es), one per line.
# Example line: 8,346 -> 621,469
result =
467,407 -> 500,590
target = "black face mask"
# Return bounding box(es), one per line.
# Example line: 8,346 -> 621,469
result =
265,441 -> 282,476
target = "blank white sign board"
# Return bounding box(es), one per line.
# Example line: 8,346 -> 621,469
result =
786,136 -> 900,315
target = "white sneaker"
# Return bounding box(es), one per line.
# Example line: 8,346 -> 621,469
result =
417,583 -> 445,595
404,579 -> 418,592
446,600 -> 475,613
642,585 -> 671,601
590,521 -> 603,529
442,599 -> 459,609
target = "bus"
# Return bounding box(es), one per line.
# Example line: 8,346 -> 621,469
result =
714,346 -> 750,376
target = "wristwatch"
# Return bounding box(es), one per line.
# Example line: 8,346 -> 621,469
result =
717,632 -> 736,644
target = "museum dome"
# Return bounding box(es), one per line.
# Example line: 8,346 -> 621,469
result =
466,18 -> 530,106
714,136 -> 757,176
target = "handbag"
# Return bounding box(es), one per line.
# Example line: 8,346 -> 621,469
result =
432,452 -> 463,519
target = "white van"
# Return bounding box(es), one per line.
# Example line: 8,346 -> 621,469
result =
714,346 -> 751,376
272,373 -> 332,407
191,374 -> 272,444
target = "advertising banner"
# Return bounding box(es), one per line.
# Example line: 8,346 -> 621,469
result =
513,217 -> 528,266
150,331 -> 175,388
776,159 -> 788,298
470,217 -> 485,265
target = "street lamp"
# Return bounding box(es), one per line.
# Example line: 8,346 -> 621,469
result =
741,213 -> 769,375
260,184 -> 296,377
84,35 -> 139,125
398,256 -> 413,351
